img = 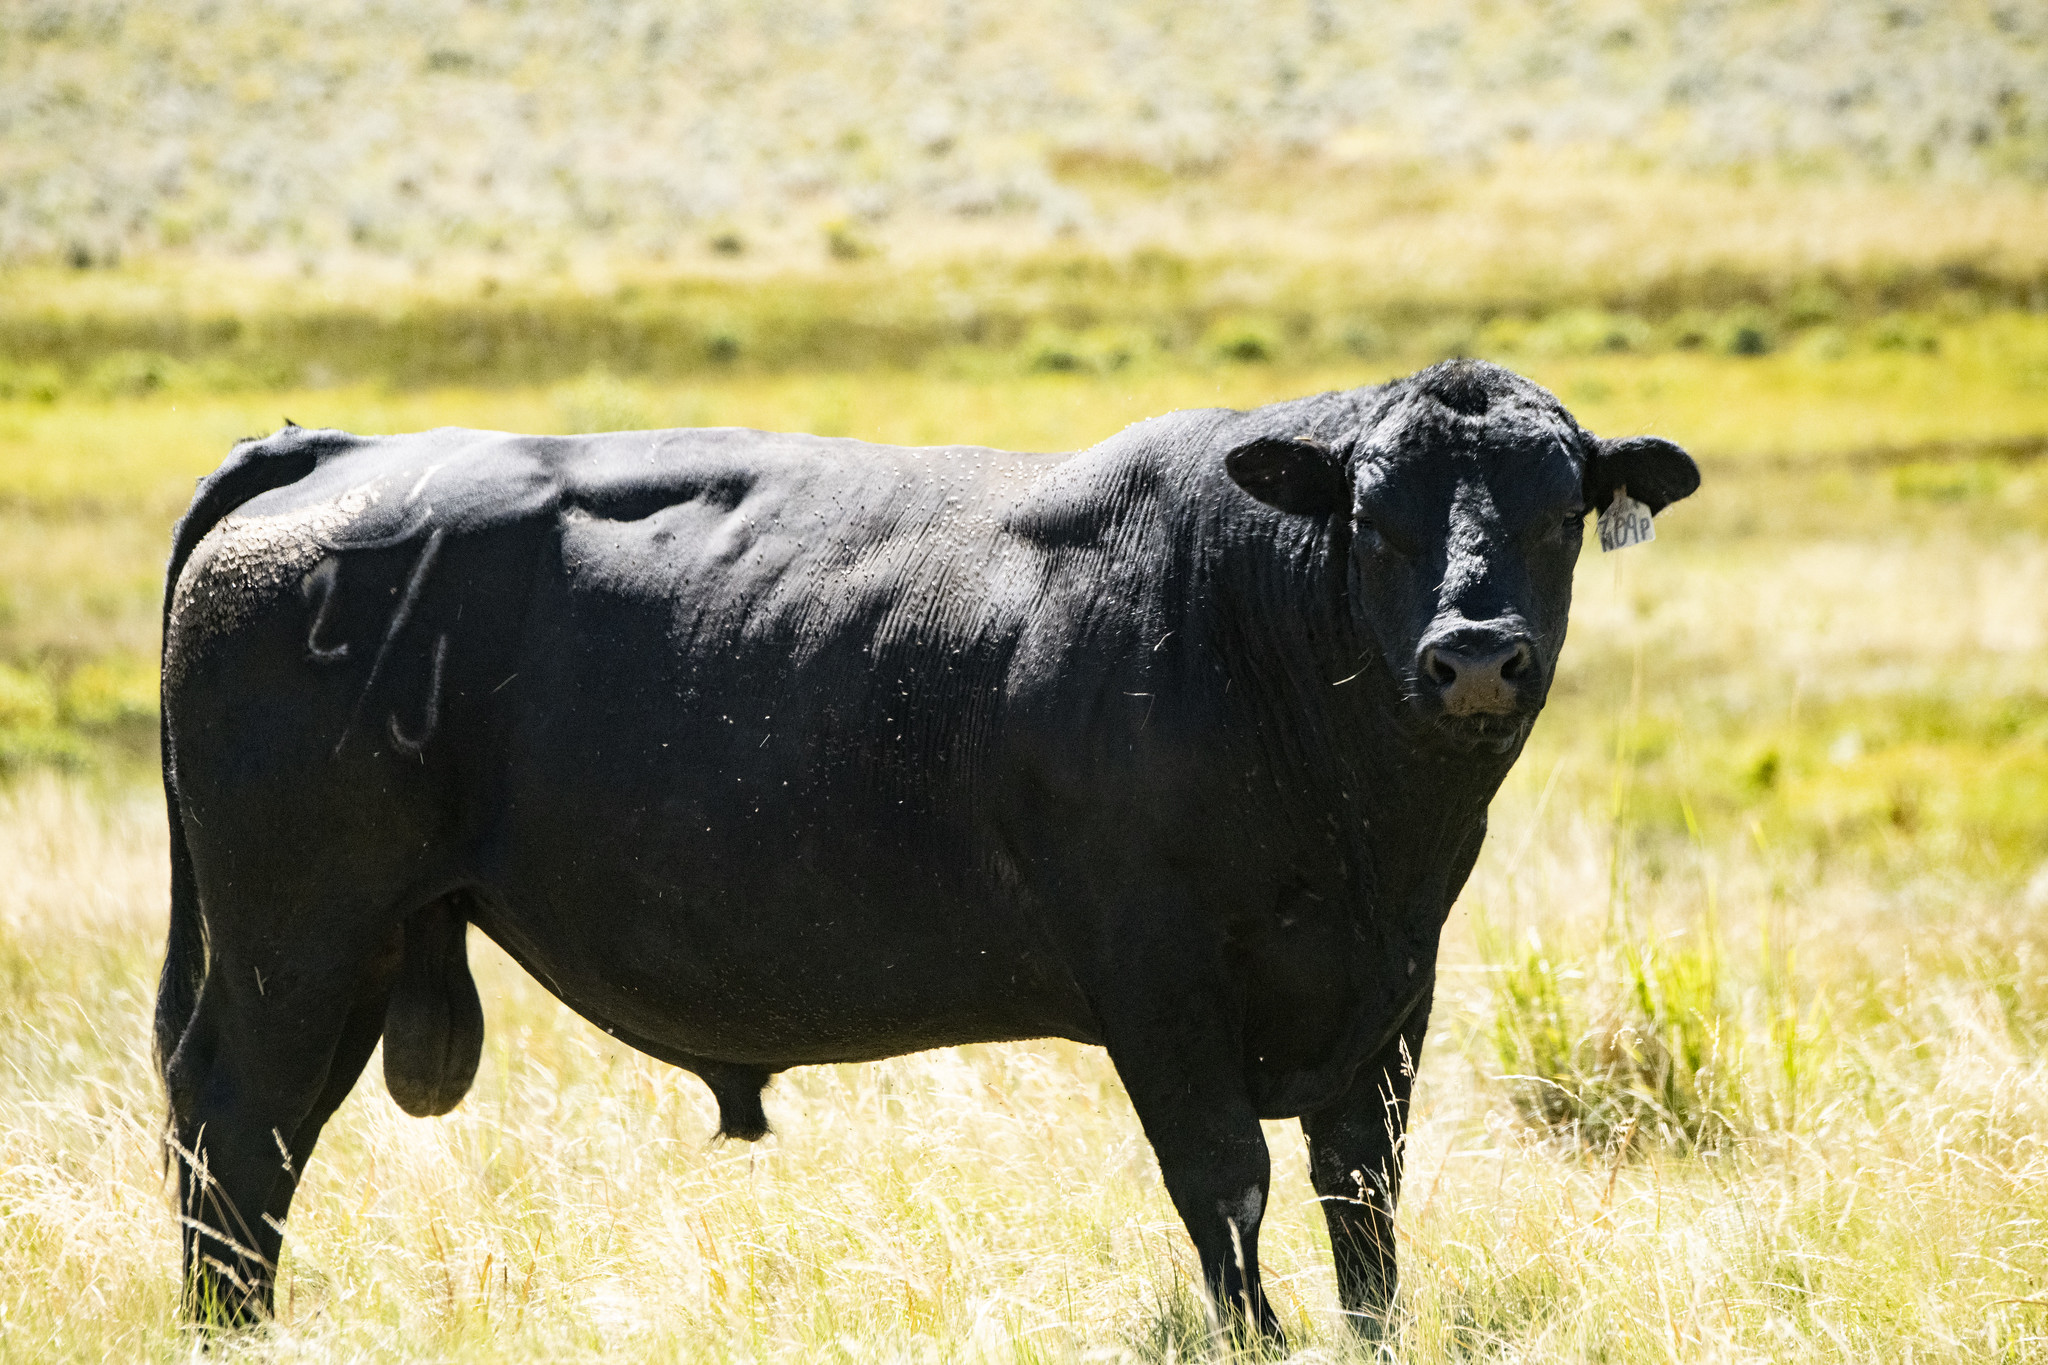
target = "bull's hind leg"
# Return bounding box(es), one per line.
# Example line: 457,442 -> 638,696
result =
164,940 -> 396,1325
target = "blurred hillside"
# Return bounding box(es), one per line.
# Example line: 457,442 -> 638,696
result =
6,0 -> 2046,277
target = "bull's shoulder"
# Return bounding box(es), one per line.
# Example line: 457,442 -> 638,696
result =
1004,408 -> 1230,547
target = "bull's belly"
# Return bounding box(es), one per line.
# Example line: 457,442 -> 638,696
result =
470,804 -> 1095,1068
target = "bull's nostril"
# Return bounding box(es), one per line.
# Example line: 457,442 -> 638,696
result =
1500,642 -> 1534,681
1422,648 -> 1458,688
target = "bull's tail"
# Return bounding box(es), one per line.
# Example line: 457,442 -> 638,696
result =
152,757 -> 205,1082
154,425 -> 358,1089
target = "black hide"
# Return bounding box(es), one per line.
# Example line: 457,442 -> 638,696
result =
154,359 -> 1697,1338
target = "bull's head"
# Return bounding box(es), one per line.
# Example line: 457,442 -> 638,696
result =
1225,359 -> 1699,752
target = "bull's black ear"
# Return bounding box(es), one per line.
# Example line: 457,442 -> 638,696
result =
1224,437 -> 1348,517
1586,435 -> 1700,514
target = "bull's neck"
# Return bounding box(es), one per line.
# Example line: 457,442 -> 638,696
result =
1193,505 -> 1518,888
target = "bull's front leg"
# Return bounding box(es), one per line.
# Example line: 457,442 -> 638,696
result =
1093,942 -> 1283,1349
1301,983 -> 1435,1343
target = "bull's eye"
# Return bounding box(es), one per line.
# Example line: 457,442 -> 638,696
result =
1355,516 -> 1395,557
1356,504 -> 1417,558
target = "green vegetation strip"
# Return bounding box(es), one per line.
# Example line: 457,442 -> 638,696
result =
4,254 -> 2045,397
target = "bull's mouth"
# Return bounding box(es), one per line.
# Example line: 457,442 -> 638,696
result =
1422,706 -> 1533,755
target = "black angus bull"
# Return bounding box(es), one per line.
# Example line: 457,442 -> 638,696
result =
156,358 -> 1697,1338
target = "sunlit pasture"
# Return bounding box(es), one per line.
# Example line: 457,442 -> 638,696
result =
1,330 -> 2046,1359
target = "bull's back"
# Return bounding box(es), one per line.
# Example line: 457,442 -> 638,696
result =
165,422 -> 1055,728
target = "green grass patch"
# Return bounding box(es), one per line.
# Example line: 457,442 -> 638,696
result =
4,252 -> 2045,396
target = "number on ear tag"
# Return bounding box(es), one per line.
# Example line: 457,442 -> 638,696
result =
1597,487 -> 1655,553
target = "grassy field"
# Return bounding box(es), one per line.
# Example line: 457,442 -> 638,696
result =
2,324 -> 2048,1359
5,2 -> 2048,1357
